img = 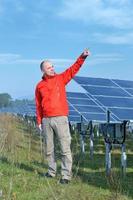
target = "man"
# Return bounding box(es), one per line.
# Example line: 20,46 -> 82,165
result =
35,49 -> 90,184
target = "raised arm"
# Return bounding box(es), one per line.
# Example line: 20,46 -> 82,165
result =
35,86 -> 43,126
61,49 -> 90,85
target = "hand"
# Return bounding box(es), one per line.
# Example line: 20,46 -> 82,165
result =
83,48 -> 91,57
38,124 -> 42,132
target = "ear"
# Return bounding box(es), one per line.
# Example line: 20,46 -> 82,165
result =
41,66 -> 46,73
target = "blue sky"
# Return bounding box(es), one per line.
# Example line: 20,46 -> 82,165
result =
0,0 -> 133,99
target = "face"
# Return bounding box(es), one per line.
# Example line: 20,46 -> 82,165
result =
42,61 -> 55,76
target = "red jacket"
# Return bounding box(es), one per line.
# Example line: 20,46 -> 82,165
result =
35,53 -> 87,125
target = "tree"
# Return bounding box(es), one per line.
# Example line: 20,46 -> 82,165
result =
0,93 -> 12,108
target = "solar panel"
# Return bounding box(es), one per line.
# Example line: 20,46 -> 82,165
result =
68,98 -> 96,106
67,92 -> 88,99
67,91 -> 115,122
74,76 -> 116,87
113,79 -> 133,89
126,89 -> 133,96
2,76 -> 133,123
68,105 -> 75,111
96,96 -> 133,108
83,112 -> 107,121
69,110 -> 80,116
0,102 -> 36,117
73,105 -> 104,113
82,86 -> 130,97
110,108 -> 133,120
74,76 -> 133,121
68,116 -> 81,122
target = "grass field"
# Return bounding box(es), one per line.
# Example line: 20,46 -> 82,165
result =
0,114 -> 133,200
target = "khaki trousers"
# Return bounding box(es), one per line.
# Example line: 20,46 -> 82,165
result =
42,116 -> 72,180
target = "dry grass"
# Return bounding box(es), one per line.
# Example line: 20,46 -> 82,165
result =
0,113 -> 133,200
0,114 -> 23,154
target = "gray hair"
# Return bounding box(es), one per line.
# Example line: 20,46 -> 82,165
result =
40,60 -> 51,70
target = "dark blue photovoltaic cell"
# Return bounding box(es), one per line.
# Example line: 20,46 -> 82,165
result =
68,116 -> 81,122
68,104 -> 75,111
113,79 -> 133,89
74,76 -> 116,87
0,104 -> 36,116
96,96 -> 133,108
27,103 -> 35,106
74,105 -> 104,113
30,108 -> 35,112
110,108 -> 133,120
67,92 -> 88,99
69,110 -> 80,116
82,113 -> 107,121
83,113 -> 116,121
126,89 -> 133,96
83,86 -> 130,97
68,98 -> 96,106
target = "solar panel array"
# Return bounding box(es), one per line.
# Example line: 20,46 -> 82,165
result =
74,76 -> 133,121
1,76 -> 133,123
0,102 -> 36,116
67,92 -> 114,122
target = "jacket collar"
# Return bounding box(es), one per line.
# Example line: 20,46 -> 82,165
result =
42,73 -> 56,80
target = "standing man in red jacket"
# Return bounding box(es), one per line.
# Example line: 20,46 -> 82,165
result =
35,49 -> 90,184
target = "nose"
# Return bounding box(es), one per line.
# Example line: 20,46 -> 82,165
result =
51,66 -> 54,70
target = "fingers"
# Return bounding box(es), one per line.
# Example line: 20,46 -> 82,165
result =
83,48 -> 91,56
85,48 -> 89,51
38,124 -> 42,132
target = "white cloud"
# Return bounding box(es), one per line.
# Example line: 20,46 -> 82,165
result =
0,53 -> 39,64
88,53 -> 124,66
0,52 -> 124,67
59,0 -> 133,29
0,53 -> 74,66
92,32 -> 133,44
0,53 -> 21,64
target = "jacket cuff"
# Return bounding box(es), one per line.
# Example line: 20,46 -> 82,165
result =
81,53 -> 88,59
37,118 -> 42,125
